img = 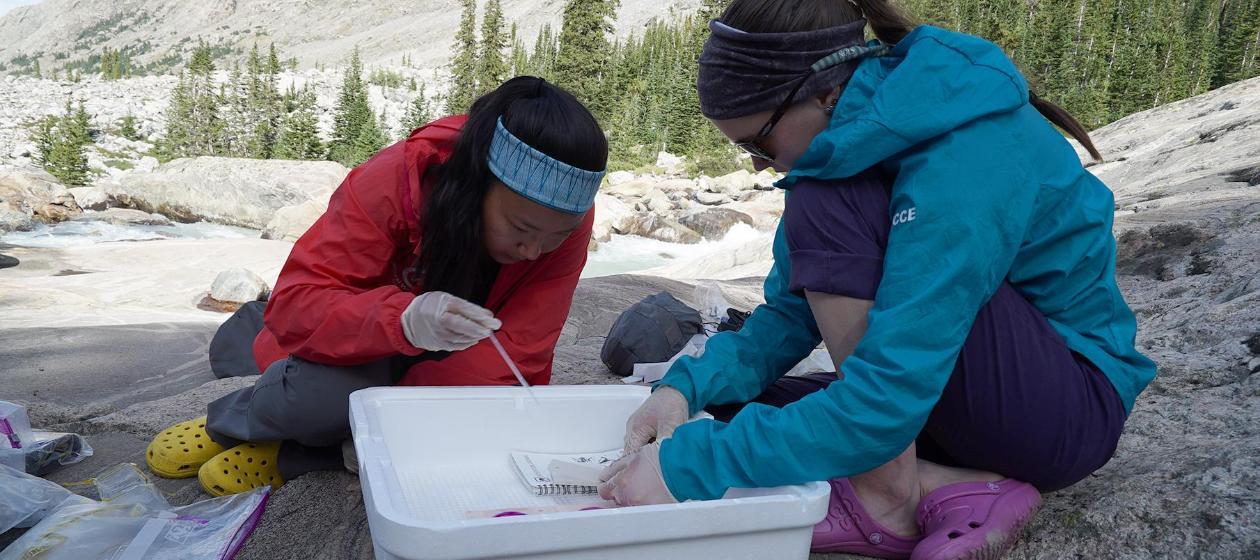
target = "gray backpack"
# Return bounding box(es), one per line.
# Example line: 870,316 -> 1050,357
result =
600,292 -> 703,376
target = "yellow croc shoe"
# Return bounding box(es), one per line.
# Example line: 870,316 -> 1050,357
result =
146,416 -> 226,479
199,442 -> 284,496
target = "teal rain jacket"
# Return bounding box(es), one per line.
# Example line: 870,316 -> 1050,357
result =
656,26 -> 1156,501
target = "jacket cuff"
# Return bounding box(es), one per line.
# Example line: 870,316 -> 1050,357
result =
659,421 -> 725,501
384,293 -> 425,357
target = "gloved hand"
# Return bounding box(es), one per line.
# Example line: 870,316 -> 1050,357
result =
400,291 -> 501,352
623,385 -> 690,454
597,442 -> 677,506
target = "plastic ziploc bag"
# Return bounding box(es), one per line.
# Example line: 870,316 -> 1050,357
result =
0,463 -> 270,560
694,282 -> 733,335
0,401 -> 34,472
24,431 -> 94,477
0,463 -> 92,534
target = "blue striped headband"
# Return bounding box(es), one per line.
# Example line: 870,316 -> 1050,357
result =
487,117 -> 606,215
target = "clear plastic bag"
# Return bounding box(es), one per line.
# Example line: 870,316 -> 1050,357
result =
0,401 -> 34,472
0,463 -> 270,560
0,463 -> 92,533
24,431 -> 94,476
694,282 -> 733,334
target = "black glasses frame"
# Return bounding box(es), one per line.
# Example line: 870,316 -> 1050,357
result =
734,71 -> 814,163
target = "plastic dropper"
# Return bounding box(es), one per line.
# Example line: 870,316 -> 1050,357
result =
489,332 -> 539,403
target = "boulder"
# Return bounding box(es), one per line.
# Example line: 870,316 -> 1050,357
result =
0,167 -> 80,230
655,151 -> 685,175
604,177 -> 657,199
722,189 -> 786,229
643,188 -> 674,214
694,190 -> 730,206
679,207 -> 756,239
9,143 -> 36,160
592,193 -> 635,242
654,178 -> 697,194
707,169 -> 756,196
68,187 -> 109,211
753,169 -> 780,190
106,157 -> 348,228
135,156 -> 159,173
69,208 -> 172,226
261,196 -> 331,242
618,213 -> 702,244
0,205 -> 36,232
606,170 -> 635,186
208,268 -> 271,311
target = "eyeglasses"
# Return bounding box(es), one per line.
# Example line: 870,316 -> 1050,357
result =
730,41 -> 889,163
733,71 -> 814,164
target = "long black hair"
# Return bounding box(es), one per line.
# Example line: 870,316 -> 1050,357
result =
720,0 -> 1103,161
415,76 -> 607,303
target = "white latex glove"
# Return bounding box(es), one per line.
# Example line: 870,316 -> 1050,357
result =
622,386 -> 690,454
597,442 -> 677,506
400,291 -> 502,352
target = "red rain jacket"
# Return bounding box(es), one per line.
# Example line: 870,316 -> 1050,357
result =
251,115 -> 592,386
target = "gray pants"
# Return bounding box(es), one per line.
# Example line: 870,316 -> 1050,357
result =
204,355 -> 404,479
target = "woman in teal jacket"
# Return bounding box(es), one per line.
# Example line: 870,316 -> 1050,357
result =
598,1 -> 1156,559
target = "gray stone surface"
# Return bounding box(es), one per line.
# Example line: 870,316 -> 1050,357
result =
105,157 -> 346,229
0,323 -> 222,426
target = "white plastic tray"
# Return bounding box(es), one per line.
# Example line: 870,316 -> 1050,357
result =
349,385 -> 829,560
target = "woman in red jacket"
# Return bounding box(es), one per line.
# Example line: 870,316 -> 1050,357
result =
146,77 -> 608,496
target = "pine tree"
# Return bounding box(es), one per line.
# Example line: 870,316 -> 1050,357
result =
527,24 -> 560,80
553,0 -> 619,120
188,40 -> 216,75
509,23 -> 529,77
348,109 -> 388,164
70,101 -> 93,145
403,82 -> 434,133
119,114 -> 141,141
240,43 -> 282,159
221,61 -> 251,156
33,59 -> 41,79
43,101 -> 92,186
31,115 -> 56,166
268,43 -> 282,76
275,87 -> 325,160
477,0 -> 509,95
159,43 -> 225,159
327,47 -> 377,166
446,0 -> 480,113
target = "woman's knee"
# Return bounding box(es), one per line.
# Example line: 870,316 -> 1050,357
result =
251,356 -> 387,442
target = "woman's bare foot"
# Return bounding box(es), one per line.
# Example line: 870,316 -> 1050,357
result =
916,459 -> 1003,497
846,452 -> 1005,538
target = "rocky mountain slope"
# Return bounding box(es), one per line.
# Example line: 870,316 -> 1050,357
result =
0,0 -> 699,74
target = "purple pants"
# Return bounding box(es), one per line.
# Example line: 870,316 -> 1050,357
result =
707,172 -> 1127,492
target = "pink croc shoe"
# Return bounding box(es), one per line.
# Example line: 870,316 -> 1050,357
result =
910,479 -> 1041,560
812,478 -> 921,558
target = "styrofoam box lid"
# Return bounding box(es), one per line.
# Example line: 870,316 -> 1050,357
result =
350,385 -> 830,560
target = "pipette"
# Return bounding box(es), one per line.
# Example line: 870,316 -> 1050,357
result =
489,332 -> 539,403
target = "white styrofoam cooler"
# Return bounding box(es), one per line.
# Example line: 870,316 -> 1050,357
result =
349,385 -> 830,560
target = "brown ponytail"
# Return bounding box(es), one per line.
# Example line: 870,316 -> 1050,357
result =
853,0 -> 914,45
721,0 -> 1103,161
1029,91 -> 1102,161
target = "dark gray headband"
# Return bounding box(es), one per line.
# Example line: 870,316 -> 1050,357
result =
698,18 -> 885,120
